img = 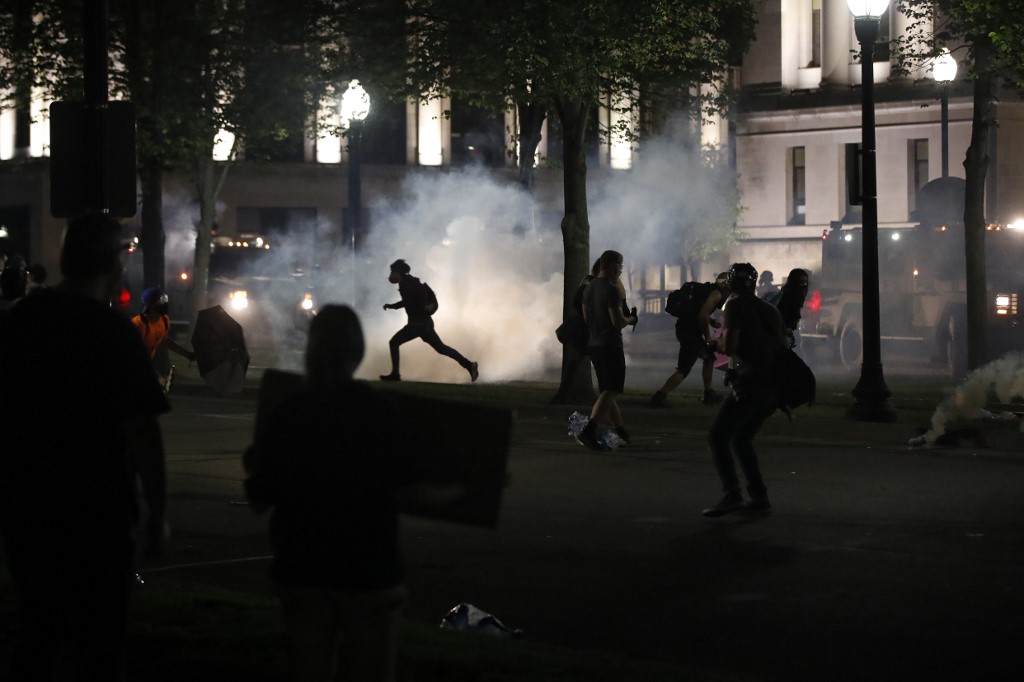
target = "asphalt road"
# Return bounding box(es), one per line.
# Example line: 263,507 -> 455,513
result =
143,373 -> 1024,682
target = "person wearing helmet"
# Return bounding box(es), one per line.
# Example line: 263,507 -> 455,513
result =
131,286 -> 197,374
702,262 -> 786,518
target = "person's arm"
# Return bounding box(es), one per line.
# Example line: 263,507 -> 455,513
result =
697,290 -> 722,340
608,304 -> 636,329
162,336 -> 196,362
383,300 -> 405,310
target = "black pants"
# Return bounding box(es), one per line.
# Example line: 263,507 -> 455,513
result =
707,386 -> 778,498
389,321 -> 471,373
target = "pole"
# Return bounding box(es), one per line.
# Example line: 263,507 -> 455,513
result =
849,17 -> 896,422
348,119 -> 362,251
83,0 -> 109,214
941,86 -> 949,178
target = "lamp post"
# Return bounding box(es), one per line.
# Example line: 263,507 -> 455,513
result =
847,0 -> 896,422
340,80 -> 370,251
932,48 -> 958,178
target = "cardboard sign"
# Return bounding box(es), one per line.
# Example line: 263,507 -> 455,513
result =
252,369 -> 512,528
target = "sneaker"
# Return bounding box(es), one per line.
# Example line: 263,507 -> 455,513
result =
701,389 -> 722,405
575,424 -> 607,451
743,496 -> 772,514
468,362 -> 479,382
379,373 -> 401,382
649,390 -> 668,408
614,425 -> 631,445
701,492 -> 745,517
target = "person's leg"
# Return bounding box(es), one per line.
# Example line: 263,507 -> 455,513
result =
703,393 -> 747,516
729,390 -> 778,501
384,325 -> 422,377
278,584 -> 343,682
4,527 -> 66,678
652,342 -> 698,405
336,585 -> 408,682
420,327 -> 474,372
130,424 -> 167,557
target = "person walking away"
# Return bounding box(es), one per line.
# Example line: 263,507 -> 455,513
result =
577,250 -> 638,450
771,268 -> 810,350
245,305 -> 462,682
380,259 -> 478,383
0,214 -> 169,680
650,272 -> 730,407
702,262 -> 786,517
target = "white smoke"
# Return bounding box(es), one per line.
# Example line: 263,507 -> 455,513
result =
153,135 -> 736,384
910,352 -> 1024,446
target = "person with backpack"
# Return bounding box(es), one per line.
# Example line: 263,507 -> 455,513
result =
380,259 -> 478,383
649,272 -> 729,407
701,263 -> 786,518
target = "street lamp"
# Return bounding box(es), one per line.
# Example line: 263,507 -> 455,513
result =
340,79 -> 370,251
932,48 -> 958,178
847,0 -> 896,422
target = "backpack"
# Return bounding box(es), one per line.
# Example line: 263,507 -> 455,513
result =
420,280 -> 438,314
665,281 -> 711,318
773,347 -> 816,414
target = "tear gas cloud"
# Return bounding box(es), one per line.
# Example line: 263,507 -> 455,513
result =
910,353 -> 1024,446
161,135 -> 731,383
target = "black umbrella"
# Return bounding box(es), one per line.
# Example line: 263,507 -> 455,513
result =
191,305 -> 250,395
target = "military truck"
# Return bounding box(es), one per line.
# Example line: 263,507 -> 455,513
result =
800,179 -> 1024,376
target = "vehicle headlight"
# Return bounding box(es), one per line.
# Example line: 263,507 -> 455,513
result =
301,292 -> 314,311
229,290 -> 249,311
994,293 -> 1016,316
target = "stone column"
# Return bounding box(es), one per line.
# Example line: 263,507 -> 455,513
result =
821,0 -> 851,87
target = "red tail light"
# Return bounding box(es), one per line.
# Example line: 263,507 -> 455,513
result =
806,289 -> 821,313
117,287 -> 131,308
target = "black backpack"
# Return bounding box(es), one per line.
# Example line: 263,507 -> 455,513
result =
419,280 -> 438,314
665,281 -> 711,318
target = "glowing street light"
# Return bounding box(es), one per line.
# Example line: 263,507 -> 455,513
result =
932,48 -> 958,178
340,80 -> 370,251
847,0 -> 896,422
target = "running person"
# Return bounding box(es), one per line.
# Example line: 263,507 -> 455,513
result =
380,259 -> 478,383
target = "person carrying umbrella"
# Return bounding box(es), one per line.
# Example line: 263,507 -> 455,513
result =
380,259 -> 478,383
131,286 -> 196,388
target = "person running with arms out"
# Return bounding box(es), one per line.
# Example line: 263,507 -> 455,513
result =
380,259 -> 478,383
577,250 -> 638,450
702,262 -> 786,517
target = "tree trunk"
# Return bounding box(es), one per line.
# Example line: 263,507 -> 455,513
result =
190,152 -> 216,326
962,48 -> 994,371
515,100 -> 545,191
552,95 -> 595,405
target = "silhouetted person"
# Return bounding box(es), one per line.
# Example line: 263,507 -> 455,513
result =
650,272 -> 729,407
577,250 -> 638,450
245,305 -> 460,682
756,269 -> 779,299
772,268 -> 810,349
0,214 -> 169,680
0,258 -> 27,313
26,262 -> 47,293
702,263 -> 786,517
380,259 -> 478,383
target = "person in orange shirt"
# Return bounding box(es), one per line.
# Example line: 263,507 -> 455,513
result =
131,286 -> 196,374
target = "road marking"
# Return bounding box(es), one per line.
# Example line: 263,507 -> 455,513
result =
145,555 -> 272,573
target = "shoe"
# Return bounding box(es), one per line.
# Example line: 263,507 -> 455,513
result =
743,496 -> 772,514
379,373 -> 401,382
614,426 -> 631,445
649,390 -> 668,407
468,362 -> 479,382
575,424 -> 607,451
701,389 -> 722,405
702,493 -> 745,517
